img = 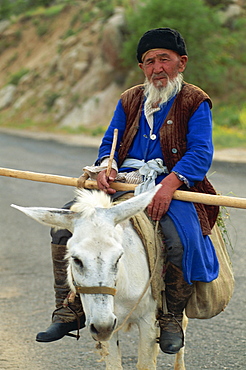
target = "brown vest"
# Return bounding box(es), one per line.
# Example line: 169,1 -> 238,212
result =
118,83 -> 219,235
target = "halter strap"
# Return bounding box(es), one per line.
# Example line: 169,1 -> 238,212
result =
75,285 -> 117,296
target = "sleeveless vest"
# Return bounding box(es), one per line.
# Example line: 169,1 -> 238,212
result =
118,83 -> 219,235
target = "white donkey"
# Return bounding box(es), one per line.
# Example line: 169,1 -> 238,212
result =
12,185 -> 187,370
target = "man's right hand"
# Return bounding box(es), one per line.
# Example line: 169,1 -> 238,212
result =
96,169 -> 117,194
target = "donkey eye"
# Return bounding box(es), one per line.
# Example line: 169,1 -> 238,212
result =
114,253 -> 123,269
73,257 -> 83,268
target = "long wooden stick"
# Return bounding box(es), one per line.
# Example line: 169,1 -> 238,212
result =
1,167 -> 246,209
106,128 -> 118,177
0,167 -> 79,186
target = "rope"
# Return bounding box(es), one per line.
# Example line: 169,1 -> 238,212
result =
77,172 -> 89,188
113,221 -> 161,333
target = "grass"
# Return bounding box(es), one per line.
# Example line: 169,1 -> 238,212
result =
22,4 -> 67,19
7,68 -> 29,85
212,102 -> 246,149
0,88 -> 245,147
61,125 -> 107,137
0,107 -> 107,137
213,125 -> 246,149
0,108 -> 245,148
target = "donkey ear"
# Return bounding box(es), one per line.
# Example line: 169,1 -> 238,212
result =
11,205 -> 79,232
109,184 -> 162,225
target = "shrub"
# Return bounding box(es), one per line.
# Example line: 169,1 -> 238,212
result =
36,22 -> 49,36
44,92 -> 61,109
8,68 -> 29,85
0,0 -> 11,20
121,0 -> 226,94
61,29 -> 76,39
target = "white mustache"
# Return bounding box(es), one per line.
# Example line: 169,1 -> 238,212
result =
144,73 -> 183,107
152,72 -> 168,79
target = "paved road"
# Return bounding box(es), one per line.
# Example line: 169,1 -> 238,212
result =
0,133 -> 245,370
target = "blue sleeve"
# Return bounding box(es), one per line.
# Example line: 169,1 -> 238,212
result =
95,100 -> 126,165
172,101 -> 213,186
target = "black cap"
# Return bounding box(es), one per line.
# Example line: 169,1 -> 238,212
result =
137,27 -> 187,63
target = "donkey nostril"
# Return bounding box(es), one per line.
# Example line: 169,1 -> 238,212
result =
90,324 -> 99,335
113,318 -> 117,330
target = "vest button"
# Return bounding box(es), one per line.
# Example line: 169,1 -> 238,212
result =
150,134 -> 156,140
167,120 -> 173,124
172,148 -> 178,153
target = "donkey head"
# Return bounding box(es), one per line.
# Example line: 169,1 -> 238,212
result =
12,185 -> 161,341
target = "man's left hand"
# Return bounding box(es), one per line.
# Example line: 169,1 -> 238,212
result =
147,172 -> 183,220
96,168 -> 117,194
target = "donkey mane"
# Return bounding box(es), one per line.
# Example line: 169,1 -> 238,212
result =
70,189 -> 112,217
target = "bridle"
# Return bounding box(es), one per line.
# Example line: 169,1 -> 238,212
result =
74,285 -> 117,296
63,279 -> 116,340
67,221 -> 160,338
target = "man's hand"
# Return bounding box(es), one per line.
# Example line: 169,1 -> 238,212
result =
147,172 -> 183,220
96,169 -> 117,194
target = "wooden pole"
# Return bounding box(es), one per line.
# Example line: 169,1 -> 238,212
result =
0,167 -> 78,186
1,167 -> 246,209
106,128 -> 118,177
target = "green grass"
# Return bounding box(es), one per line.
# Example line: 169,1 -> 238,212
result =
58,125 -> 107,137
0,95 -> 245,147
23,4 -> 66,19
1,113 -> 245,148
213,125 -> 246,149
7,68 -> 29,85
212,101 -> 246,148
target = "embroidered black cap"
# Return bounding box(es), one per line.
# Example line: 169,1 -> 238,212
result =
137,27 -> 188,63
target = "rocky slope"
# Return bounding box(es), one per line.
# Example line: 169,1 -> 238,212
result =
0,1 -> 244,133
0,3 -> 131,132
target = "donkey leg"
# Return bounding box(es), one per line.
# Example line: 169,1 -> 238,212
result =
174,314 -> 188,370
102,333 -> 123,370
136,313 -> 159,370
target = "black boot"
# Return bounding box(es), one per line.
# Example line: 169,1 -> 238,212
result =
36,314 -> 86,342
36,243 -> 86,343
158,263 -> 193,354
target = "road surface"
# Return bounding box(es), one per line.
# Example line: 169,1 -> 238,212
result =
0,132 -> 245,369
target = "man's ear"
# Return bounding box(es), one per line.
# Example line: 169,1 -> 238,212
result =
178,55 -> 188,73
138,62 -> 144,71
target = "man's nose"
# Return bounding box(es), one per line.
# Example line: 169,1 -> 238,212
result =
153,61 -> 164,73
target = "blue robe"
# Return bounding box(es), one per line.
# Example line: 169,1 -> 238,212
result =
96,95 -> 219,284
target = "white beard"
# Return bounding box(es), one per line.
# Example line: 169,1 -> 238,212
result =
144,73 -> 183,108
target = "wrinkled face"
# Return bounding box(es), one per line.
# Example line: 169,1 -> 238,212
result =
139,48 -> 188,88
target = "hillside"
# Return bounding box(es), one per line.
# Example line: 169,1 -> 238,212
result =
0,3 -> 129,134
0,0 -> 246,148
